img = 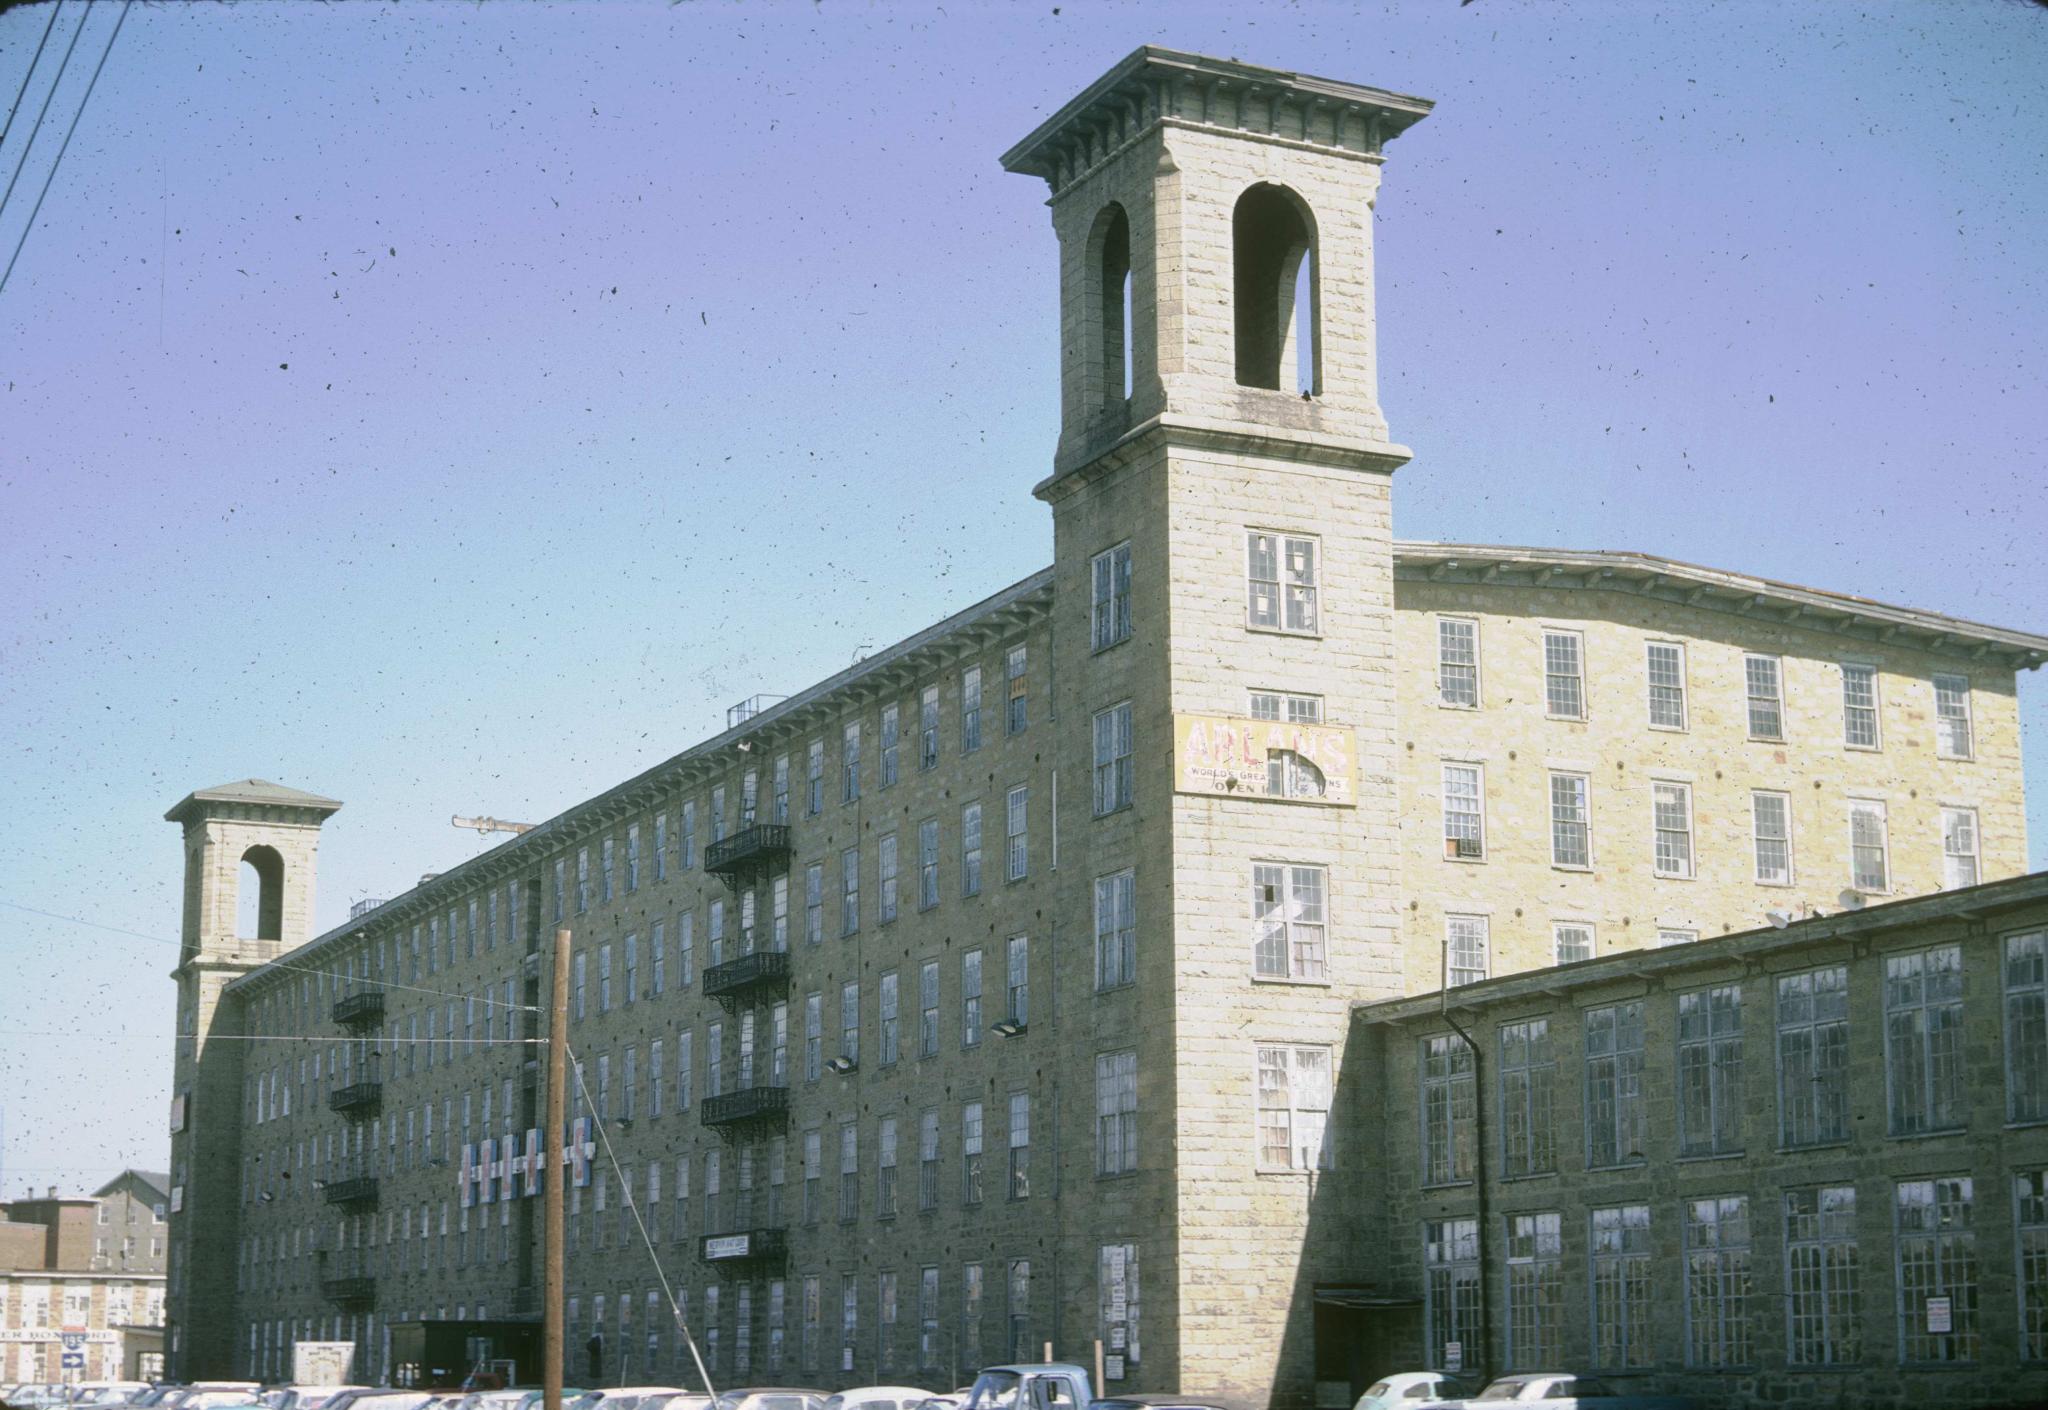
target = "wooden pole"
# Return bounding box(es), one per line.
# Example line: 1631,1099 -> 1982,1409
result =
544,929 -> 571,1410
1094,1339 -> 1104,1394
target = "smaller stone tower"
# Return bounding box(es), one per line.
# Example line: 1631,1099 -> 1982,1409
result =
163,779 -> 340,1378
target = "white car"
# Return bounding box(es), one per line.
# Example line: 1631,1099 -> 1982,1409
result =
1353,1373 -> 1476,1410
824,1390 -> 940,1410
566,1388 -> 686,1410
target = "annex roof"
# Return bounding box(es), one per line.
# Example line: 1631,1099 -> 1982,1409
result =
165,779 -> 343,825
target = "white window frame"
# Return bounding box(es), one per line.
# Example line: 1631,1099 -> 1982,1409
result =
1091,541 -> 1133,652
1441,762 -> 1485,862
1542,629 -> 1586,721
1548,771 -> 1590,869
1094,1049 -> 1138,1177
1092,702 -> 1134,816
1752,789 -> 1793,885
1652,779 -> 1696,879
1841,662 -> 1882,750
1933,673 -> 1973,760
1004,785 -> 1028,882
1744,653 -> 1785,741
1436,616 -> 1480,708
1445,914 -> 1489,988
1254,1043 -> 1332,1172
1247,689 -> 1323,723
2004,930 -> 2048,1125
1094,869 -> 1137,992
1251,862 -> 1327,982
1849,797 -> 1891,894
1941,806 -> 1979,890
1644,640 -> 1688,731
1245,529 -> 1320,635
1552,922 -> 1593,965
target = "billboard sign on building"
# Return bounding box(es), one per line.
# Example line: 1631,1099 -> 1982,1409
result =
1173,714 -> 1357,806
292,1341 -> 354,1385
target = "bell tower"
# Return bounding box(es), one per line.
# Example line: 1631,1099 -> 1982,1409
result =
163,778 -> 340,1377
1006,49 -> 1430,1402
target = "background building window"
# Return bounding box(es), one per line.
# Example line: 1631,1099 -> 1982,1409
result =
1446,915 -> 1488,987
1590,1205 -> 1652,1369
1585,1002 -> 1646,1168
1752,791 -> 1792,884
1255,1044 -> 1331,1172
1896,1177 -> 1977,1364
1884,945 -> 1964,1135
1778,967 -> 1849,1147
1842,663 -> 1881,748
1683,1196 -> 1751,1368
1645,641 -> 1687,729
1549,773 -> 1590,868
1505,1212 -> 1562,1370
1542,630 -> 1585,719
1252,864 -> 1326,981
1437,618 -> 1479,707
1092,542 -> 1133,651
1933,673 -> 1973,758
1677,985 -> 1743,1157
1785,1186 -> 1859,1366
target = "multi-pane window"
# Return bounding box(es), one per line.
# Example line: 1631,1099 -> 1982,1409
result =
1677,985 -> 1743,1157
1645,641 -> 1687,729
1652,780 -> 1694,878
805,864 -> 823,946
626,823 -> 642,892
1423,1219 -> 1480,1371
1778,966 -> 1850,1147
1752,791 -> 1792,884
1093,702 -> 1135,815
1441,764 -> 1484,861
1446,915 -> 1488,988
806,742 -> 824,817
2008,931 -> 2048,1123
1785,1186 -> 1859,1366
1425,1028 -> 1474,1180
1005,935 -> 1028,1026
681,801 -> 698,868
878,834 -> 899,924
838,1123 -> 858,1222
1092,542 -> 1132,651
1255,1044 -> 1332,1171
1437,617 -> 1479,707
598,945 -> 614,1013
877,1116 -> 898,1218
842,721 -> 862,804
1246,530 -> 1319,633
918,1108 -> 940,1211
1504,1212 -> 1562,1370
1095,1050 -> 1137,1176
839,981 -> 860,1066
1896,1177 -> 1977,1363
840,847 -> 860,936
962,1102 -> 984,1205
1842,662 -> 1881,748
961,666 -> 983,754
1252,863 -> 1326,981
961,1264 -> 984,1367
1006,1260 -> 1032,1362
1884,944 -> 1964,1135
961,802 -> 983,897
742,768 -> 759,827
1553,923 -> 1593,964
919,961 -> 939,1059
1542,630 -> 1585,720
801,1130 -> 820,1225
919,1266 -> 941,1373
1851,798 -> 1890,892
706,1023 -> 724,1100
771,873 -> 789,950
961,950 -> 983,1048
1007,1091 -> 1030,1199
1498,1019 -> 1555,1177
1744,654 -> 1784,740
1933,673 -> 1973,759
1590,1205 -> 1652,1369
1005,786 -> 1028,881
1005,645 -> 1028,734
711,785 -> 726,843
1248,689 -> 1323,723
880,704 -> 900,787
1942,807 -> 1979,890
878,972 -> 900,1068
1682,1196 -> 1750,1368
919,684 -> 941,770
2016,1170 -> 2048,1361
677,1030 -> 694,1110
1585,1002 -> 1646,1168
577,847 -> 592,912
1549,772 -> 1590,868
773,753 -> 790,823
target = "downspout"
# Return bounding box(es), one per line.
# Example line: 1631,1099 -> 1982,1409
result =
1438,946 -> 1489,1386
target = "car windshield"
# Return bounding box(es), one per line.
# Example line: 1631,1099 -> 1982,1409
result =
962,1375 -> 1022,1410
1474,1383 -> 1531,1403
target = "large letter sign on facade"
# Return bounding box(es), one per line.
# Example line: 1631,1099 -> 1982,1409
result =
1172,714 -> 1357,806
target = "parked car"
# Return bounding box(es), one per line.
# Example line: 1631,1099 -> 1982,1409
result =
909,1398 -> 967,1410
636,1395 -> 712,1410
963,1367 -> 1093,1410
1353,1374 -> 1478,1410
1089,1397 -> 1252,1410
70,1384 -> 152,1405
824,1389 -> 940,1410
709,1391 -> 830,1410
268,1389 -> 368,1410
1422,1375 -> 1693,1409
321,1392 -> 438,1410
566,1388 -> 685,1410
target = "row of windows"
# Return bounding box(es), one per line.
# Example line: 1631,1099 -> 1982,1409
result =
1435,617 -> 1980,757
1427,1171 -> 2048,1372
1438,762 -> 1981,894
1421,932 -> 2048,1187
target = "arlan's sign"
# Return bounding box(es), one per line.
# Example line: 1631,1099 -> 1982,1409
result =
1173,713 -> 1356,806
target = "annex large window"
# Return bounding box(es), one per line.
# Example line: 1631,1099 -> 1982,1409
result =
1232,183 -> 1317,394
2008,931 -> 2048,1124
1255,1044 -> 1331,1171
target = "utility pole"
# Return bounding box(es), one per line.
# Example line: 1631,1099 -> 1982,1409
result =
544,929 -> 571,1410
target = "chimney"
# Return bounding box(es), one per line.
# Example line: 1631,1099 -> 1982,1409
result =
46,1185 -> 55,1198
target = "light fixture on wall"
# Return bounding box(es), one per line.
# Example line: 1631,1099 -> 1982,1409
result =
826,1056 -> 858,1075
993,1020 -> 1027,1039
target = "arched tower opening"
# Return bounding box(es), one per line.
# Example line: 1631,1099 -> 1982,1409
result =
238,844 -> 285,941
1233,182 -> 1319,395
1089,202 -> 1134,409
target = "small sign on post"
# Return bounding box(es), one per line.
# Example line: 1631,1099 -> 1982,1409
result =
1926,1296 -> 1952,1334
1444,1341 -> 1463,1373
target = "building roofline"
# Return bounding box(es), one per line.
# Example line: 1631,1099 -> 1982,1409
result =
165,779 -> 343,826
1357,869 -> 2048,1027
1394,541 -> 2048,667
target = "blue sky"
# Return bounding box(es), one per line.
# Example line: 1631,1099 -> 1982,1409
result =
0,0 -> 2042,1190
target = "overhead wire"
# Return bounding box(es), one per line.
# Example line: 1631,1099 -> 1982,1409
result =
0,0 -> 87,230
0,0 -> 63,154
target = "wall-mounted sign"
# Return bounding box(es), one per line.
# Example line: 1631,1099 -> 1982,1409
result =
1173,714 -> 1356,806
704,1234 -> 752,1261
168,1094 -> 187,1135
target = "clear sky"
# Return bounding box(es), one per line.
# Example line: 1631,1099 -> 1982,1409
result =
0,0 -> 2043,1192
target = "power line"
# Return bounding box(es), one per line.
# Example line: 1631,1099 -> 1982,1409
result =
0,0 -> 63,154
0,0 -> 88,234
0,0 -> 132,300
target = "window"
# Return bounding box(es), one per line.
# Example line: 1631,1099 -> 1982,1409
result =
1678,985 -> 1743,1156
773,753 -> 790,823
1425,1028 -> 1474,1180
710,784 -> 726,842
624,932 -> 639,1003
1095,870 -> 1136,991
1006,1259 -> 1033,1361
919,1265 -> 941,1372
804,864 -> 823,946
1252,863 -> 1326,981
1246,530 -> 1319,633
601,838 -> 615,902
878,833 -> 899,924
919,960 -> 939,1058
1942,807 -> 1979,889
652,921 -> 667,996
1549,772 -> 1590,868
1092,702 -> 1134,815
1752,791 -> 1792,884
1233,182 -> 1317,391
707,1023 -> 723,1099
803,994 -> 821,1083
1091,542 -> 1132,650
709,898 -> 726,967
962,665 -> 983,754
677,1029 -> 694,1110
1683,1197 -> 1750,1367
1645,641 -> 1687,729
1648,780 -> 1695,878
961,1263 -> 984,1367
878,972 -> 900,1068
1504,1212 -> 1562,1370
1785,1185 -> 1860,1366
919,1108 -> 940,1211
1553,923 -> 1593,965
1585,1002 -> 1646,1168
2008,931 -> 2048,1123
1896,1177 -> 1977,1363
806,741 -> 824,817
1884,944 -> 1964,1135
1850,798 -> 1890,892
839,980 -> 859,1066
1842,663 -> 1880,748
576,847 -> 591,912
919,684 -> 940,770
1933,673 -> 1973,759
1777,966 -> 1850,1147
679,911 -> 696,987
838,1123 -> 858,1222
961,802 -> 983,897
842,721 -> 861,804
1441,764 -> 1484,861
1005,645 -> 1028,734
1255,1044 -> 1331,1171
1095,1050 -> 1137,1176
741,768 -> 758,827
1005,934 -> 1029,1026
1445,914 -> 1488,987
962,1102 -> 984,1205
1590,1205 -> 1652,1369
2016,1170 -> 2048,1361
1498,1019 -> 1555,1177
681,801 -> 698,868
840,847 -> 860,936
1248,689 -> 1322,723
1005,786 -> 1028,881
801,1129 -> 821,1224
918,818 -> 939,910
877,1116 -> 898,1218
1542,630 -> 1585,719
573,952 -> 587,1020
771,873 -> 789,950
1437,617 -> 1479,707
1007,1091 -> 1030,1199
880,703 -> 900,787
961,950 -> 982,1048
